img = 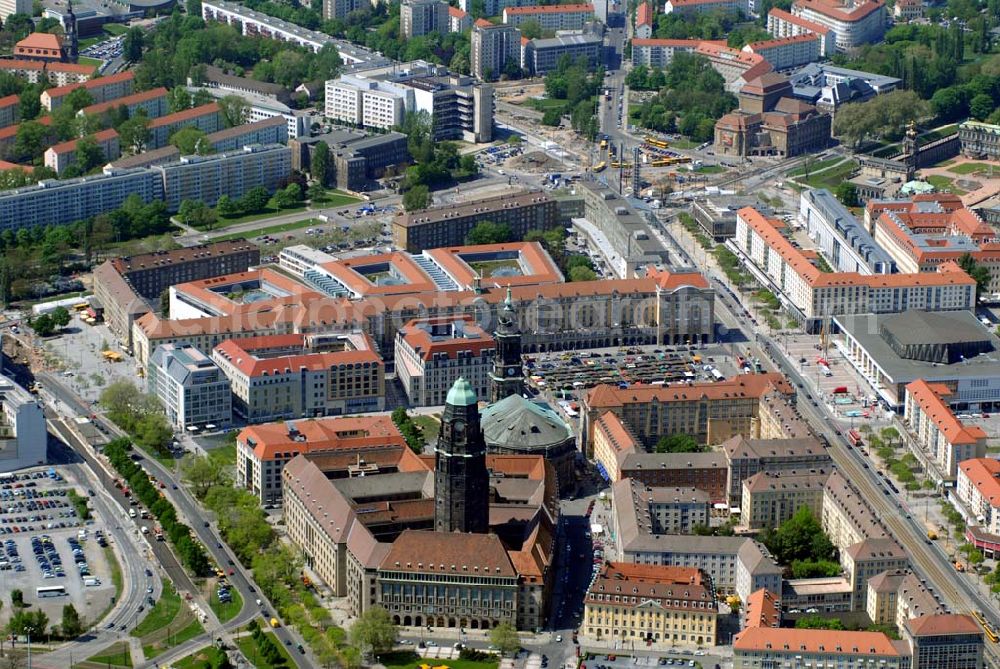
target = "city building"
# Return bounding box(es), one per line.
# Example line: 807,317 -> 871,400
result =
401,0 -> 448,37
956,459 -> 1000,536
780,576 -> 853,613
522,33 -> 603,76
903,614 -> 984,669
730,207 -> 976,328
723,434 -> 830,507
822,471 -> 893,551
0,375 -> 45,473
79,87 -> 169,121
322,0 -> 365,20
14,33 -> 67,61
503,4 -> 595,30
393,190 -> 558,251
0,0 -> 31,21
237,414 -> 410,504
449,5 -> 471,31
664,0 -> 748,15
395,316 -> 495,407
203,0 -> 336,52
194,84 -> 311,139
193,65 -> 292,105
147,103 -> 222,149
0,95 -> 17,130
202,116 -> 289,154
696,42 -> 773,92
787,62 -> 900,112
767,7 -> 835,56
842,537 -> 907,610
905,381 -> 987,479
472,20 -> 521,81
482,394 -> 576,488
836,310 -> 1000,411
740,469 -> 830,530
612,478 -> 711,534
212,333 -> 384,422
43,128 -> 120,175
743,588 -> 781,628
866,569 -> 943,629
789,0 -> 886,50
799,188 -> 895,274
584,373 -> 795,453
581,563 -> 718,648
147,342 -> 232,431
41,70 -> 135,111
630,38 -> 699,68
0,60 -> 95,86
960,120 -> 1000,160
635,1 -> 653,38
742,34 -> 820,71
154,144 -> 292,211
732,627 -> 909,669
892,0 -> 922,20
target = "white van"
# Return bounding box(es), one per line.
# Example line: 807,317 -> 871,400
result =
84,578 -> 101,587
128,508 -> 137,519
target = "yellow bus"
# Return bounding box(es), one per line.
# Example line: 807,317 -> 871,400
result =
593,161 -> 607,173
610,161 -> 624,168
645,136 -> 669,149
599,139 -> 608,151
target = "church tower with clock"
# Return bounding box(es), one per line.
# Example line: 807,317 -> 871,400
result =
434,377 -> 490,534
490,287 -> 523,403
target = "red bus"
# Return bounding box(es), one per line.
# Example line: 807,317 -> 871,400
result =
833,386 -> 848,394
847,429 -> 863,447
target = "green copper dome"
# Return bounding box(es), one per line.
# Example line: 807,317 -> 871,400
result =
445,377 -> 478,406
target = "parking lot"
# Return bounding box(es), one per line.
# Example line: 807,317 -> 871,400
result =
0,466 -> 117,629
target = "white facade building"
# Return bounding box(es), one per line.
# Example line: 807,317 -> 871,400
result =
790,0 -> 886,51
0,375 -> 45,473
148,342 -> 232,431
630,38 -> 700,68
503,3 -> 595,30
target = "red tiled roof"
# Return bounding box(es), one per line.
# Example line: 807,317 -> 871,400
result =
631,38 -> 702,47
768,7 -> 832,34
380,530 -> 517,577
148,102 -> 220,128
425,241 -> 564,289
398,316 -> 495,362
47,128 -> 118,155
448,5 -> 467,16
636,1 -> 653,25
958,458 -> 1000,507
746,33 -> 820,51
792,0 -> 884,21
239,415 -> 405,461
908,380 -> 989,446
905,613 -> 981,637
474,18 -> 493,27
586,372 -> 794,408
505,3 -> 593,13
0,94 -> 18,109
15,33 -> 63,51
213,334 -> 381,377
734,627 -> 902,655
745,589 -> 781,628
82,87 -> 168,116
0,160 -> 31,172
44,71 -> 135,101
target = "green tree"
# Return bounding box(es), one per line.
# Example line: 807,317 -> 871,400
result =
466,221 -> 513,245
29,313 -> 55,337
18,88 -> 41,122
124,26 -> 144,62
64,87 -> 94,113
218,94 -> 250,128
795,615 -> 845,630
181,454 -> 231,499
402,184 -> 430,211
273,183 -> 302,209
75,134 -> 106,173
240,186 -> 271,214
10,589 -> 23,608
970,93 -> 994,120
958,253 -> 992,298
489,621 -> 521,657
7,608 -> 48,637
118,116 -> 151,155
50,306 -> 70,328
13,120 -> 48,163
834,182 -> 859,207
167,87 -> 193,113
655,433 -> 703,453
760,507 -> 836,565
60,603 -> 83,638
833,90 -> 932,148
312,141 -> 331,186
349,606 -> 397,656
169,126 -> 210,155
216,194 -> 241,218
568,265 -> 597,282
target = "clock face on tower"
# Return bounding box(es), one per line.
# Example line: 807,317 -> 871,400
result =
507,367 -> 518,376
453,420 -> 466,434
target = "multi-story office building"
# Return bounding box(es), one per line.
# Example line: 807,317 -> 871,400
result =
0,95 -> 17,130
664,0 -> 748,15
503,3 -> 595,30
0,0 -> 31,20
44,128 -> 120,175
722,435 -> 830,506
742,33 -> 820,71
767,8 -> 835,56
41,71 -> 135,112
957,459 -> 1000,536
731,207 -> 977,327
92,261 -> 149,355
740,469 -> 830,530
108,240 -> 260,300
393,190 -> 558,251
578,181 -> 675,274
790,0 -> 886,50
147,342 -> 233,431
194,84 -> 310,139
289,130 -> 409,192
0,375 -> 45,473
906,380 -> 987,479
582,563 -> 717,648
799,188 -> 895,275
401,0 -> 448,38
0,59 -> 95,86
0,166 -> 161,233
148,103 -> 222,149
630,38 -> 700,68
395,317 -> 495,407
212,333 -> 384,422
612,478 -> 710,534
80,87 -> 169,121
204,117 -> 289,154
733,627 -> 909,669
238,414 -> 409,504
322,0 -> 366,20
904,614 -> 984,669
449,5 -> 472,31
472,20 -> 521,81
154,144 -> 292,211
522,33 -> 603,76
842,537 -> 907,610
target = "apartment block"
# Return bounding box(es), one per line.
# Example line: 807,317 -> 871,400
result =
904,614 -> 984,669
742,33 -> 820,71
108,240 -> 260,300
767,8 -> 835,57
154,144 -> 292,211
740,469 -> 830,530
148,103 -> 222,150
790,0 -> 886,50
43,128 -> 120,175
41,70 -> 135,112
523,33 -> 603,76
0,95 -> 17,130
212,333 -> 385,422
472,20 -> 521,81
957,458 -> 1000,536
148,342 -> 232,431
799,188 -> 895,275
582,563 -> 717,648
395,317 -> 494,407
503,4 -> 595,30
80,87 -> 169,122
906,380 -> 987,479
204,0 -> 334,52
733,627 -> 909,669
401,0 -> 449,38
0,60 -> 95,86
664,0 -> 748,15
612,478 -> 710,534
205,116 -> 289,154
449,5 -> 472,31
0,375 -> 45,473
393,190 -> 558,252
325,76 -> 403,130
0,0 -> 31,20
322,0 -> 366,20
866,569 -> 942,630
842,537 -> 907,610
635,1 -> 653,38
630,38 -> 699,68
821,471 -> 893,552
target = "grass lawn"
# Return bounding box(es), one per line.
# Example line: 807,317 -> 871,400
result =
94,545 -> 124,623
214,202 -> 308,227
82,642 -> 133,668
412,414 -> 440,444
794,160 -> 858,189
670,137 -> 698,149
173,645 -> 227,669
694,164 -> 726,174
788,156 -> 842,177
918,124 -> 958,145
132,585 -> 182,638
310,189 -> 362,208
210,586 -> 243,623
142,617 -> 204,659
78,56 -> 103,68
103,23 -> 129,35
208,442 -> 237,466
469,258 -> 522,277
948,161 -> 996,175
382,651 -> 498,669
210,217 -> 320,243
525,97 -> 566,111
236,631 -> 296,669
